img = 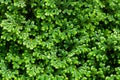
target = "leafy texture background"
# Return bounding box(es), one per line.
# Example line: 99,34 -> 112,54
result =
0,0 -> 120,80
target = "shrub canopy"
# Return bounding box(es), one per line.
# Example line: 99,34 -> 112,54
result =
0,0 -> 120,80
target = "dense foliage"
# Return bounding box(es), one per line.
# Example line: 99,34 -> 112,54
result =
0,0 -> 120,79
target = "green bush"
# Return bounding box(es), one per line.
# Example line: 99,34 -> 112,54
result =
0,0 -> 120,80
